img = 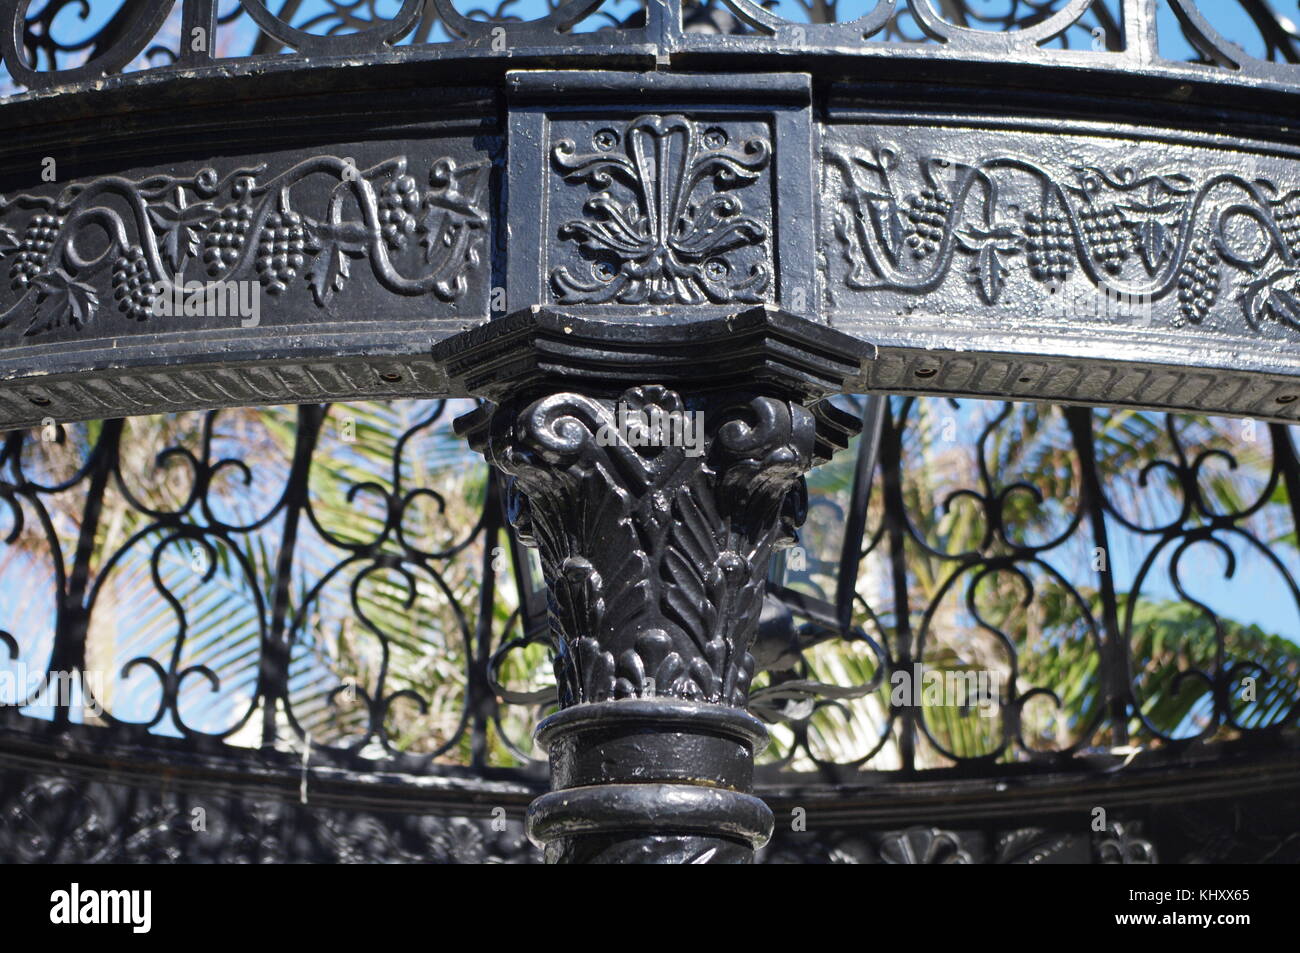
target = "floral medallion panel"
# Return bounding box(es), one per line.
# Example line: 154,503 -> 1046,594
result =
506,71 -> 815,321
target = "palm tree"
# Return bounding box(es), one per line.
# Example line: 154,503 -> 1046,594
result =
3,394 -> 1297,775
761,397 -> 1300,770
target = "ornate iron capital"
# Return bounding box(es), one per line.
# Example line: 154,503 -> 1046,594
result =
436,306 -> 870,862
472,383 -> 827,710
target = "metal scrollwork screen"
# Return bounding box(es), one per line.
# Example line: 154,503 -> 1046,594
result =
2,395 -> 1297,782
0,400 -> 551,772
5,1 -> 1300,97
761,396 -> 1300,774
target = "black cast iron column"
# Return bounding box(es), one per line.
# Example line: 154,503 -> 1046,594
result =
434,306 -> 872,863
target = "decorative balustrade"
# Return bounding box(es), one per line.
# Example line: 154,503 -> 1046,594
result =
5,1 -> 1300,97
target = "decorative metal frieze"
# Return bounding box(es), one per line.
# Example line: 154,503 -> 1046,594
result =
758,824 -> 1136,864
4,61 -> 1300,426
0,770 -> 539,864
824,130 -> 1300,337
548,114 -> 773,306
7,744 -> 1297,863
0,150 -> 489,342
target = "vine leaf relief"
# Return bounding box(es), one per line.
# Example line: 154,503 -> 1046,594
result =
828,142 -> 1300,331
0,155 -> 489,337
550,115 -> 773,305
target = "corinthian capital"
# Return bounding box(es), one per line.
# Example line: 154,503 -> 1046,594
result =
470,384 -> 827,710
434,306 -> 872,863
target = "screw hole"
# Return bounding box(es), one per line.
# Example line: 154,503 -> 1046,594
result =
1278,394 -> 1297,404
1018,376 -> 1032,384
380,371 -> 402,384
914,367 -> 937,379
28,396 -> 50,407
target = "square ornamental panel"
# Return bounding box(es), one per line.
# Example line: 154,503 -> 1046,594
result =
505,71 -> 816,320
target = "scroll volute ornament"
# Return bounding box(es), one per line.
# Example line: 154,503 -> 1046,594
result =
473,384 -> 816,710
439,306 -> 871,862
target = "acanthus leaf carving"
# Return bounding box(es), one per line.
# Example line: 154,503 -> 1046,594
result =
549,114 -> 773,306
472,384 -> 819,708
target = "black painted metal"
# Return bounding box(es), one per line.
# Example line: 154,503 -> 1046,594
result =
4,3 -> 1300,425
2,703 -> 1297,863
7,0 -> 1300,97
433,307 -> 868,860
530,699 -> 775,863
2,390 -> 1298,862
1,0 -> 1300,863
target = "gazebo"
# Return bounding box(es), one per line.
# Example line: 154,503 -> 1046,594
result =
0,0 -> 1297,864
